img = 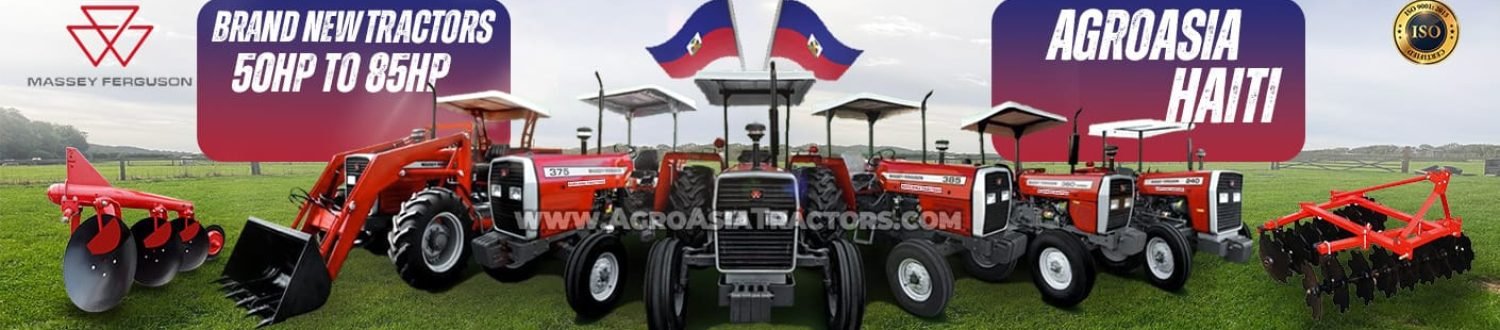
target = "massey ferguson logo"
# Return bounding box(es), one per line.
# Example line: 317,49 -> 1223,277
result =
749,189 -> 763,200
67,5 -> 153,67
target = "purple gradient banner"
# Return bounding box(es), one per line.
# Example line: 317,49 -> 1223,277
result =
992,0 -> 1304,162
197,0 -> 510,161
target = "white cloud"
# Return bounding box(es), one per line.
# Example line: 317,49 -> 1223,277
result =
861,56 -> 900,67
858,15 -> 961,40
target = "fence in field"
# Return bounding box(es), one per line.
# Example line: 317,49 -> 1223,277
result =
1272,148 -> 1414,173
0,159 -> 325,185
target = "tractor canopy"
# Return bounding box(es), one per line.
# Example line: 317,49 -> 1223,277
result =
959,101 -> 1067,138
1087,119 -> 1188,139
437,90 -> 551,150
579,85 -> 698,119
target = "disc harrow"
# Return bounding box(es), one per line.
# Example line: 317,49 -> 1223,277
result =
45,147 -> 227,312
1257,170 -> 1472,319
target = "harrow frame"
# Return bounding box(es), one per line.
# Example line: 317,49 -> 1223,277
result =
1259,170 -> 1461,259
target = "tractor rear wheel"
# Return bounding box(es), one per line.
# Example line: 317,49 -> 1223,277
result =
803,166 -> 848,246
886,240 -> 951,318
963,247 -> 1017,283
825,239 -> 866,329
645,237 -> 688,330
1143,224 -> 1193,291
390,187 -> 473,290
565,232 -> 627,318
1029,230 -> 1095,307
667,165 -> 714,244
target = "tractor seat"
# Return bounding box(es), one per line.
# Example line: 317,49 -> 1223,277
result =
737,150 -> 773,165
632,149 -> 660,180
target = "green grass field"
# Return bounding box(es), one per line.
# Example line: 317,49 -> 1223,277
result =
2,162 -> 1498,329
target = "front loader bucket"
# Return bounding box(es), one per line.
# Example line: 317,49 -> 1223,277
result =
219,217 -> 331,327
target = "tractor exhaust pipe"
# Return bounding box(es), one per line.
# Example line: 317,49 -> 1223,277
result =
920,90 -> 932,163
219,217 -> 331,327
1067,108 -> 1083,173
595,71 -> 604,155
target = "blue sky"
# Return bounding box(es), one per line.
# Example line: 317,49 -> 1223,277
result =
0,0 -> 1494,153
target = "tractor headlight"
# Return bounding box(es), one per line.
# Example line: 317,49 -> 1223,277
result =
1233,192 -> 1242,203
346,175 -> 358,185
1220,193 -> 1230,203
1122,198 -> 1132,208
765,211 -> 789,227
509,186 -> 523,200
1110,199 -> 1120,210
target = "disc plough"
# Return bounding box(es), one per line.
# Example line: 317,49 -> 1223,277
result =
1258,170 -> 1473,318
45,147 -> 227,312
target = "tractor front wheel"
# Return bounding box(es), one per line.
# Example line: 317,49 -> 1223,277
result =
645,237 -> 688,330
1029,230 -> 1095,307
390,187 -> 473,290
886,240 -> 951,318
565,232 -> 627,318
1142,224 -> 1193,291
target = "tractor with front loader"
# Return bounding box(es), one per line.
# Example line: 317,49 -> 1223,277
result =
217,90 -> 651,326
849,103 -> 1196,317
45,147 -> 226,312
1083,119 -> 1253,269
643,65 -> 866,329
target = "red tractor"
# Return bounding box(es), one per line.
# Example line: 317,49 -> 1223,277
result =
1085,119 -> 1253,266
218,91 -> 647,326
852,103 -> 1194,317
46,147 -> 226,312
644,65 -> 866,329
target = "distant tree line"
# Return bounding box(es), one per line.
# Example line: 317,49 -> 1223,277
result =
0,108 -> 88,160
1298,144 -> 1500,162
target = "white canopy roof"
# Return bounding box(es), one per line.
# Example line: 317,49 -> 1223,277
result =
809,93 -> 921,122
692,70 -> 816,106
436,90 -> 551,121
960,101 -> 1067,137
578,85 -> 698,118
1087,119 -> 1189,139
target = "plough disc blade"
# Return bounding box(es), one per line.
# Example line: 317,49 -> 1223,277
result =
1456,235 -> 1475,272
130,218 -> 182,287
172,217 -> 211,272
62,215 -> 137,312
1259,232 -> 1291,282
220,217 -> 331,327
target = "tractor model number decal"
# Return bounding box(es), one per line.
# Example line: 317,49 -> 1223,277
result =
1025,179 -> 1094,189
543,167 -> 627,178
1154,186 -> 1187,192
883,172 -> 966,185
1144,177 -> 1205,186
899,183 -> 944,194
566,179 -> 606,187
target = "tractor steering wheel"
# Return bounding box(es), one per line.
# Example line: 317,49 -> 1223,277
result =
868,148 -> 898,168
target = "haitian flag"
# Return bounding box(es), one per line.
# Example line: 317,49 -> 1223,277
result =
647,0 -> 739,78
769,0 -> 861,80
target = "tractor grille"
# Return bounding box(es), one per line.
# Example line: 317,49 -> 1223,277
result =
715,175 -> 798,271
1215,173 -> 1244,233
1106,178 -> 1134,231
488,160 -> 527,236
981,170 -> 1011,235
344,155 -> 370,192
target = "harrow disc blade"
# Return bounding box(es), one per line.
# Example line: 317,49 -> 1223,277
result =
1347,251 -> 1375,305
62,215 -> 137,312
130,218 -> 182,287
1398,258 -> 1418,290
171,218 -> 211,272
1457,235 -> 1475,273
1370,250 -> 1399,297
1300,263 -> 1324,320
1322,256 -> 1350,313
1415,246 -> 1437,284
1432,238 -> 1454,279
1284,226 -> 1314,268
1260,232 -> 1292,283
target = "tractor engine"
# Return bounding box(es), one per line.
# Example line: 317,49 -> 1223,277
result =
1016,173 -> 1135,235
1136,170 -> 1250,262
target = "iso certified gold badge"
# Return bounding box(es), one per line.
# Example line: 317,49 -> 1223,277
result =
1394,0 -> 1459,64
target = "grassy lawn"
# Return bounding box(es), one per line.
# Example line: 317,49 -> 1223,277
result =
1,162 -> 1497,329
